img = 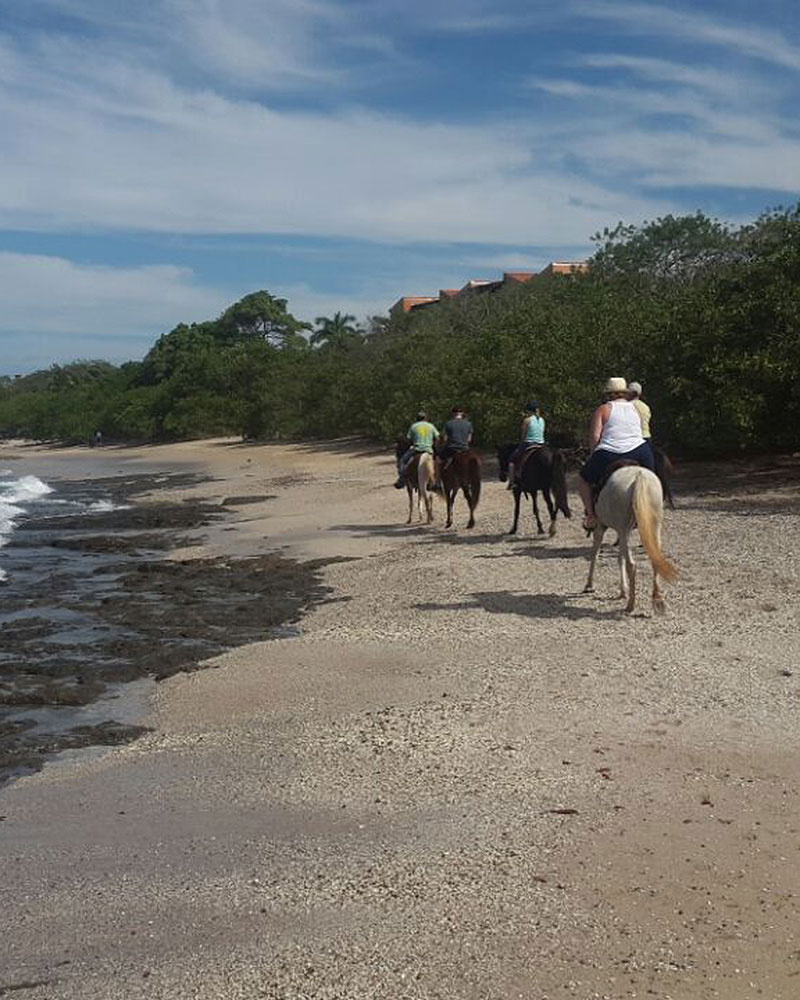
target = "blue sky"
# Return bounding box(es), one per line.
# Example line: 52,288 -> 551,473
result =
1,0 -> 799,372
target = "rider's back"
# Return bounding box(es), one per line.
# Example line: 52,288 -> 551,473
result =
408,420 -> 438,452
444,416 -> 473,449
598,400 -> 643,454
523,414 -> 545,444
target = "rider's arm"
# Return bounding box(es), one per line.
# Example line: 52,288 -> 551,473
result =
588,404 -> 609,451
520,417 -> 529,441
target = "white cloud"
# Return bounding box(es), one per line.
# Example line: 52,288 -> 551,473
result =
0,34 -> 681,245
1,3 -> 797,255
575,2 -> 800,72
0,252 -> 233,365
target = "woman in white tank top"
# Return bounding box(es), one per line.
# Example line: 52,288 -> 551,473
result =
597,398 -> 644,453
577,377 -> 653,530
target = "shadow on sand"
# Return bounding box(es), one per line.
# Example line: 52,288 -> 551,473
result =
414,589 -> 623,622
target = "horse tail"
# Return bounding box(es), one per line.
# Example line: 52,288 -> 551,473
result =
633,471 -> 677,582
551,449 -> 572,518
469,453 -> 481,509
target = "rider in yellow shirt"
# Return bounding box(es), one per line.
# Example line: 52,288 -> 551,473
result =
395,410 -> 440,488
627,381 -> 651,439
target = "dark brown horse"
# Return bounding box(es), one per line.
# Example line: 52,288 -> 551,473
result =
439,449 -> 481,529
496,444 -> 571,536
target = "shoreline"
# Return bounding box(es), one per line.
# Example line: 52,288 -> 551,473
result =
0,446 -> 331,783
1,438 -> 799,999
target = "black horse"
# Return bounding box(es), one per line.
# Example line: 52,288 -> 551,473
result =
653,446 -> 675,509
496,444 -> 572,536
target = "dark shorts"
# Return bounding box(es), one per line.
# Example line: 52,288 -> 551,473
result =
580,443 -> 654,484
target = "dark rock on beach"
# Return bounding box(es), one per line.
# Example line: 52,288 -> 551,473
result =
0,472 -> 330,785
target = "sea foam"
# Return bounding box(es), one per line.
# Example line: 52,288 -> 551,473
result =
0,475 -> 54,579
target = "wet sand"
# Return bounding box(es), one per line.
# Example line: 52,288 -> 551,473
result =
1,438 -> 799,999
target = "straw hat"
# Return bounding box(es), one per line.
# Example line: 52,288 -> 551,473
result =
604,377 -> 627,393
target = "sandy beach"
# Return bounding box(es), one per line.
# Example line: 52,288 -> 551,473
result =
2,438 -> 799,999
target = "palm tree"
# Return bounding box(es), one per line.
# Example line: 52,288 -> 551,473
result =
310,312 -> 361,348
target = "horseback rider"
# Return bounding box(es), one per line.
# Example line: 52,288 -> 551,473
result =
506,400 -> 545,490
578,377 -> 655,531
395,409 -> 441,488
627,381 -> 651,438
435,406 -> 473,486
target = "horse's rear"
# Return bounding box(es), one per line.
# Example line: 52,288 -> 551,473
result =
584,466 -> 677,614
441,449 -> 481,529
404,452 -> 435,524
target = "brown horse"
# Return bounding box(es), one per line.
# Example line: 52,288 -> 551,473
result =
439,449 -> 481,529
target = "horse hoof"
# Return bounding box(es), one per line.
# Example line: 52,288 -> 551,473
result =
583,585 -> 594,594
548,525 -> 557,538
653,597 -> 666,615
467,520 -> 475,530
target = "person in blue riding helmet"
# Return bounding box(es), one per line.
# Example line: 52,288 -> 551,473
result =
506,400 -> 545,490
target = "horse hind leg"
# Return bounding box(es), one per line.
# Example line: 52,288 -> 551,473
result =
620,530 -> 637,613
652,521 -> 666,614
543,489 -> 557,537
406,485 -> 414,525
462,485 -> 475,529
445,489 -> 454,528
532,493 -> 545,534
508,488 -> 521,535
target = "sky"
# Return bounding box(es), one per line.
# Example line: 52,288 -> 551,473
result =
1,0 -> 799,372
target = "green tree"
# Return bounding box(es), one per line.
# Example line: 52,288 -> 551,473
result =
310,312 -> 361,349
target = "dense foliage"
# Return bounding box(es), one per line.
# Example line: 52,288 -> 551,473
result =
2,208 -> 799,456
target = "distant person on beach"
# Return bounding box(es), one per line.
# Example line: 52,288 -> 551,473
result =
506,400 -> 545,490
94,430 -> 103,447
395,410 -> 440,488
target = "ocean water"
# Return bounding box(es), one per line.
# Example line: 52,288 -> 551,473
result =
0,472 -> 55,582
0,470 -> 133,583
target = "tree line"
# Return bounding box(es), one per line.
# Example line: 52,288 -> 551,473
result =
2,206 -> 799,456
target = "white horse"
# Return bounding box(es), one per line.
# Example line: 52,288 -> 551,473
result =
405,452 -> 435,524
583,465 -> 677,614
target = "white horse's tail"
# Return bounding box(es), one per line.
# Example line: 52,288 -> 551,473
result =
633,471 -> 677,582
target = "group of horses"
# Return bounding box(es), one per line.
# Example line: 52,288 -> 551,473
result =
396,440 -> 677,615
